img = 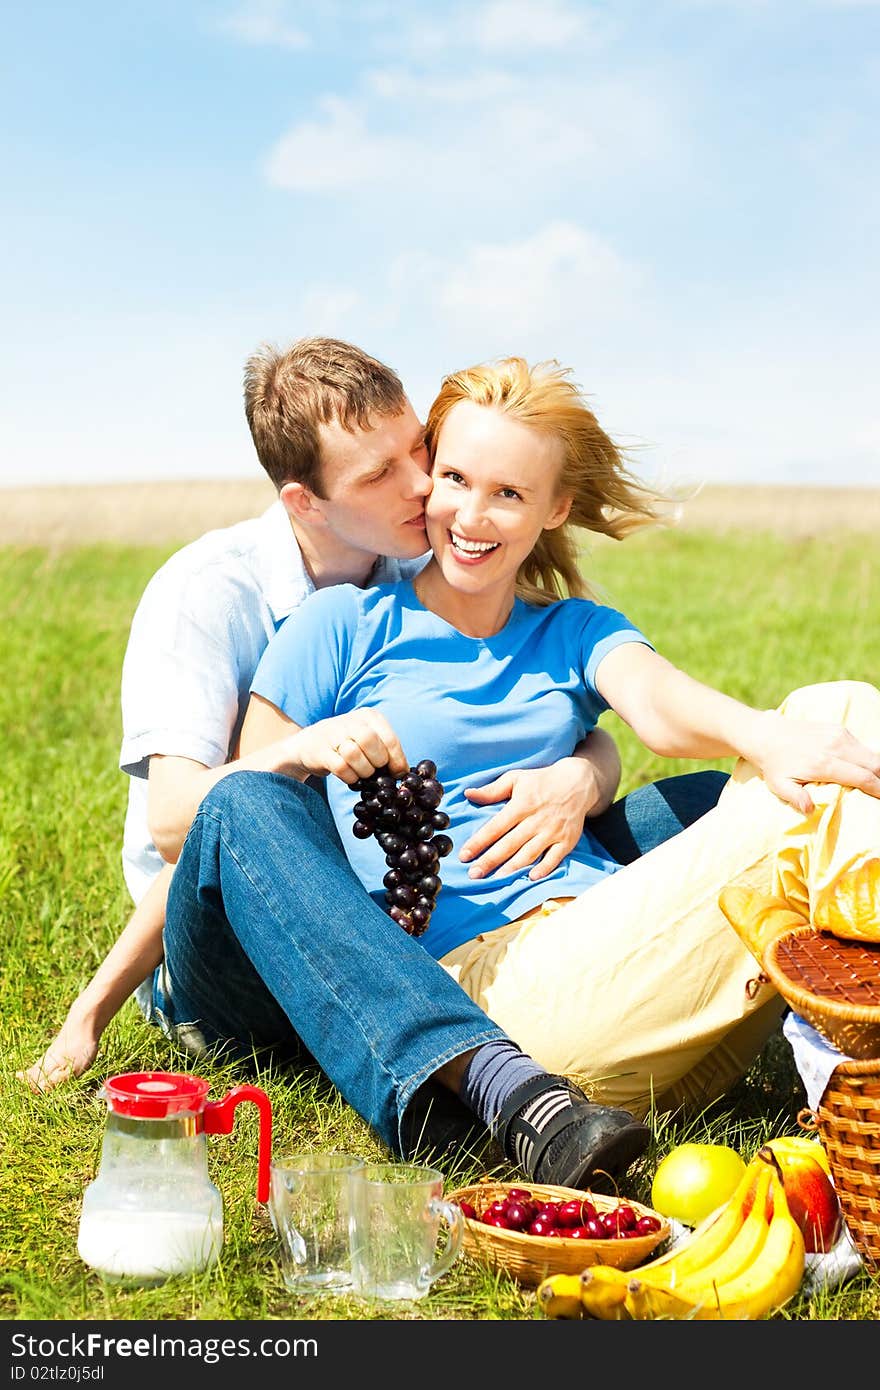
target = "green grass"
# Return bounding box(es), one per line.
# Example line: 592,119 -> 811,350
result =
2,531 -> 879,1323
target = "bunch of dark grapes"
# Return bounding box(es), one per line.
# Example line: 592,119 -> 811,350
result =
351,758 -> 452,937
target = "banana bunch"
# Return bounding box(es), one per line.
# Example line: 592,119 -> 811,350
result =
537,1146 -> 805,1321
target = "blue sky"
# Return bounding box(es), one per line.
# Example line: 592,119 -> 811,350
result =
2,0 -> 878,489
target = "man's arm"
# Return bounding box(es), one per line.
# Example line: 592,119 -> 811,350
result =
19,681 -> 310,1093
459,726 -> 622,881
147,733 -> 329,863
18,864 -> 174,1093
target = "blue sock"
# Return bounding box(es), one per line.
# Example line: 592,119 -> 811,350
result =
459,1040 -> 545,1131
459,1040 -> 580,1169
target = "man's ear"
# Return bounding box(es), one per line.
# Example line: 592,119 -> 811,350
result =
280,480 -> 322,523
544,493 -> 573,531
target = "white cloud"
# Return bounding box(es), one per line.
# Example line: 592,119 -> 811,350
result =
264,96 -> 418,189
219,0 -> 310,50
382,0 -> 607,59
298,284 -> 363,329
416,221 -> 643,339
263,67 -> 673,205
365,66 -> 518,104
471,0 -> 594,51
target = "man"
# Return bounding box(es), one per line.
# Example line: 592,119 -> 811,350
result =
23,338 -> 725,1185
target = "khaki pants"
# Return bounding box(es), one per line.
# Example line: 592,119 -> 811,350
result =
440,681 -> 880,1121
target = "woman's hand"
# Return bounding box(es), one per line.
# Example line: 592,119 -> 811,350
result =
749,710 -> 880,814
288,710 -> 409,786
17,1006 -> 101,1094
459,757 -> 603,881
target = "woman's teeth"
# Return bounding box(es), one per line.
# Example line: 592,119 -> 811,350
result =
450,533 -> 499,556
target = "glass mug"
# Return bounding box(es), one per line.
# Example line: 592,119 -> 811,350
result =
269,1151 -> 365,1294
349,1162 -> 464,1302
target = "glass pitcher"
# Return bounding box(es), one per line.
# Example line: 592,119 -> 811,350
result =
77,1070 -> 272,1283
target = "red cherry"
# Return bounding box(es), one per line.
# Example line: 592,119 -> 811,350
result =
567,1225 -> 596,1240
548,1226 -> 567,1237
635,1215 -> 662,1235
601,1210 -> 625,1238
527,1217 -> 556,1237
503,1200 -> 533,1230
536,1202 -> 561,1220
556,1199 -> 586,1228
506,1188 -> 533,1202
486,1199 -> 509,1218
615,1204 -> 638,1232
582,1216 -> 605,1239
484,1213 -> 513,1229
458,1201 -> 478,1221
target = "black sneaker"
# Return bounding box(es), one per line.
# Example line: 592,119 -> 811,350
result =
493,1074 -> 651,1192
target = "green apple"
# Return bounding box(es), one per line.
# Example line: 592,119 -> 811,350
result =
650,1142 -> 747,1227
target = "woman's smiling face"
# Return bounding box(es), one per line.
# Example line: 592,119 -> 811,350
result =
426,399 -> 571,601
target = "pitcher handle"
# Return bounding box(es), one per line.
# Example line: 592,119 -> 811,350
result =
428,1197 -> 464,1281
204,1084 -> 273,1204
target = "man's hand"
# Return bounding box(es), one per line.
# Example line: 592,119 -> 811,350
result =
460,756 -> 608,881
17,1006 -> 101,1094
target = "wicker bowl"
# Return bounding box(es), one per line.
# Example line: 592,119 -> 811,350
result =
799,1056 -> 880,1274
446,1179 -> 670,1288
763,928 -> 880,1059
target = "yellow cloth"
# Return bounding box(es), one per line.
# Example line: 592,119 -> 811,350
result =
440,681 -> 880,1121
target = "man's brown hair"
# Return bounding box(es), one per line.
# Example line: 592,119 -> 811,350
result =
243,337 -> 408,494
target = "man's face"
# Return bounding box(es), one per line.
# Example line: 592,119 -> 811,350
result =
314,401 -> 432,560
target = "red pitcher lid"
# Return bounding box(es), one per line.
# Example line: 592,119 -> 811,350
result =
102,1071 -> 212,1118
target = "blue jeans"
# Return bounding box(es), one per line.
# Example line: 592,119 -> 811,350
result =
590,770 -> 730,865
157,769 -> 727,1154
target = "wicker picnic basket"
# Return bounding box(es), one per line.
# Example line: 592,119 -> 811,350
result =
761,927 -> 880,1060
446,1179 -> 670,1288
767,928 -> 880,1271
718,885 -> 880,1057
718,886 -> 880,1269
799,1057 -> 880,1274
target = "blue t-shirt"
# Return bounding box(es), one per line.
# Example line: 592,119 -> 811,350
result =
251,580 -> 652,960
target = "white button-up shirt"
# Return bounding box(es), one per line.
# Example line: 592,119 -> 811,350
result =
119,500 -> 425,903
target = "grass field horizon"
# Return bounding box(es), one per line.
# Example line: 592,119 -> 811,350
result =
3,479 -> 880,548
2,523 -> 879,1323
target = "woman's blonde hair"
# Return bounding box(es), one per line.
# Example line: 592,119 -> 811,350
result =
425,356 -> 671,604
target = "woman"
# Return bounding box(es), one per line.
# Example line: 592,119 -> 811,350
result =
241,355 -> 880,1121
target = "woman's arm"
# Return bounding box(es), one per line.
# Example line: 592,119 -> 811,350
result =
18,864 -> 174,1093
238,695 -> 409,783
596,643 -> 880,812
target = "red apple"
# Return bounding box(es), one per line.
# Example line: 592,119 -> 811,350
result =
762,1141 -> 843,1253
